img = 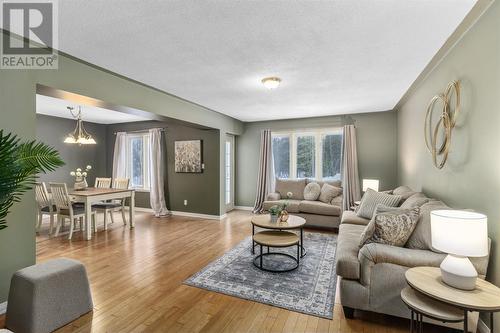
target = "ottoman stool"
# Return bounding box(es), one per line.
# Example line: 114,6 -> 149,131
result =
6,258 -> 93,333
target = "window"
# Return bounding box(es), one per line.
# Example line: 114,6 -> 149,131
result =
272,129 -> 342,180
272,135 -> 290,178
225,140 -> 231,205
126,133 -> 150,190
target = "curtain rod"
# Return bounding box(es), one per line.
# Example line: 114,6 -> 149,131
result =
113,128 -> 166,135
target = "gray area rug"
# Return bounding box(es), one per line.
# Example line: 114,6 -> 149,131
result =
185,232 -> 337,319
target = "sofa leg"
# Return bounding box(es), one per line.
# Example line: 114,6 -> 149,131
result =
343,306 -> 355,319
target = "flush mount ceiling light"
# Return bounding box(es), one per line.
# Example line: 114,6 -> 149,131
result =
64,106 -> 96,145
261,76 -> 281,89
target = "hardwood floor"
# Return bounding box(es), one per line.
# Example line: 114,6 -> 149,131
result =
20,210 -> 445,332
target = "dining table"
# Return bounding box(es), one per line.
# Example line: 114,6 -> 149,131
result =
69,187 -> 135,240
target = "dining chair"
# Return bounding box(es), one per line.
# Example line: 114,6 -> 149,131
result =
35,182 -> 56,234
94,177 -> 112,188
50,182 -> 97,240
92,178 -> 130,229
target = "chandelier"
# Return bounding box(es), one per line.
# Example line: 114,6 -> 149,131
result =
64,106 -> 96,145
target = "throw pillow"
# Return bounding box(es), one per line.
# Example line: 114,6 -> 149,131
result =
303,182 -> 321,201
400,192 -> 430,209
392,185 -> 416,203
360,205 -> 421,247
318,184 -> 342,203
406,200 -> 449,251
275,178 -> 306,200
356,188 -> 402,219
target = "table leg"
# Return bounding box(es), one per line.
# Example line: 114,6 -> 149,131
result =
300,228 -> 306,257
464,310 -> 468,333
129,191 -> 135,228
85,198 -> 92,240
410,311 -> 414,333
252,224 -> 255,254
260,244 -> 263,268
491,312 -> 494,333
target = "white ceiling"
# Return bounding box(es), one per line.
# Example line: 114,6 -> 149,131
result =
57,1 -> 477,122
36,95 -> 149,124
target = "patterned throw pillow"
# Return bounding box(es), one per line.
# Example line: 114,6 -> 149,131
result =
303,182 -> 321,201
318,184 -> 342,203
359,205 -> 421,247
356,189 -> 402,219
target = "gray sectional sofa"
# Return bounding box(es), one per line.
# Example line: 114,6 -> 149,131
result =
336,185 -> 491,330
263,178 -> 343,229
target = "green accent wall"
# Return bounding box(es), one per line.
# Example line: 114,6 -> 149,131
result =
105,121 -> 220,215
0,30 -> 243,301
236,111 -> 398,207
396,2 -> 499,331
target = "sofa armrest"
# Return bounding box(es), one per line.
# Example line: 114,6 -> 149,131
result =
358,243 -> 446,286
358,242 -> 490,286
266,192 -> 281,201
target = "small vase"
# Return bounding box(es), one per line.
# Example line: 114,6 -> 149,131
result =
279,210 -> 289,222
74,177 -> 88,190
270,214 -> 279,223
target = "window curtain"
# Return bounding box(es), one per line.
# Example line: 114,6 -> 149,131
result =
341,125 -> 361,210
112,132 -> 127,180
149,128 -> 170,217
252,129 -> 275,213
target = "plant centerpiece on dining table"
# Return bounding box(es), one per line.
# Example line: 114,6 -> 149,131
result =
70,165 -> 92,190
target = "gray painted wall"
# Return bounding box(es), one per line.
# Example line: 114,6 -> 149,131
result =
397,2 -> 499,330
105,121 -> 220,215
0,29 -> 243,302
36,114 -> 107,186
236,111 -> 398,206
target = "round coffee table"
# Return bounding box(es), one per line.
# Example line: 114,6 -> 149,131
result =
253,230 -> 300,272
406,267 -> 500,333
251,214 -> 306,257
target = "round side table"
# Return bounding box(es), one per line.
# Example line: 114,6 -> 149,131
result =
401,286 -> 464,333
405,267 -> 500,333
253,230 -> 300,273
251,214 -> 306,257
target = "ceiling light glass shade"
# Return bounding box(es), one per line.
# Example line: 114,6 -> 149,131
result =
261,77 -> 281,89
431,210 -> 488,257
64,114 -> 96,145
362,179 -> 379,192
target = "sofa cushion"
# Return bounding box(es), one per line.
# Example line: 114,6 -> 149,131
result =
299,200 -> 341,216
303,182 -> 321,201
275,178 -> 306,200
306,178 -> 341,188
406,200 -> 449,251
266,192 -> 281,201
331,194 -> 343,206
336,223 -> 366,280
392,185 -> 417,203
400,192 -> 430,208
360,205 -> 421,247
263,200 -> 301,213
319,184 -> 342,203
341,210 -> 370,226
356,189 -> 402,219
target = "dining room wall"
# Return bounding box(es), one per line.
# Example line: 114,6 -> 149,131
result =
36,114 -> 107,186
105,121 -> 221,216
0,29 -> 242,302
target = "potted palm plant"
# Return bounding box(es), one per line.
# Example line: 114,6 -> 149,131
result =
0,130 -> 64,230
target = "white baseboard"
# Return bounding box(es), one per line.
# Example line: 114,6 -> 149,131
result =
234,206 -> 253,211
478,318 -> 490,333
126,206 -> 225,220
171,211 -> 226,220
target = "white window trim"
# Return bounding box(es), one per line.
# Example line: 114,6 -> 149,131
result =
272,128 -> 342,180
125,133 -> 151,191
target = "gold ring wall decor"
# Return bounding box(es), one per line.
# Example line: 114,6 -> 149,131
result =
424,80 -> 460,169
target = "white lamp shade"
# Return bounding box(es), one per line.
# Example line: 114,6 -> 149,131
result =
362,179 -> 379,192
431,210 -> 488,257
